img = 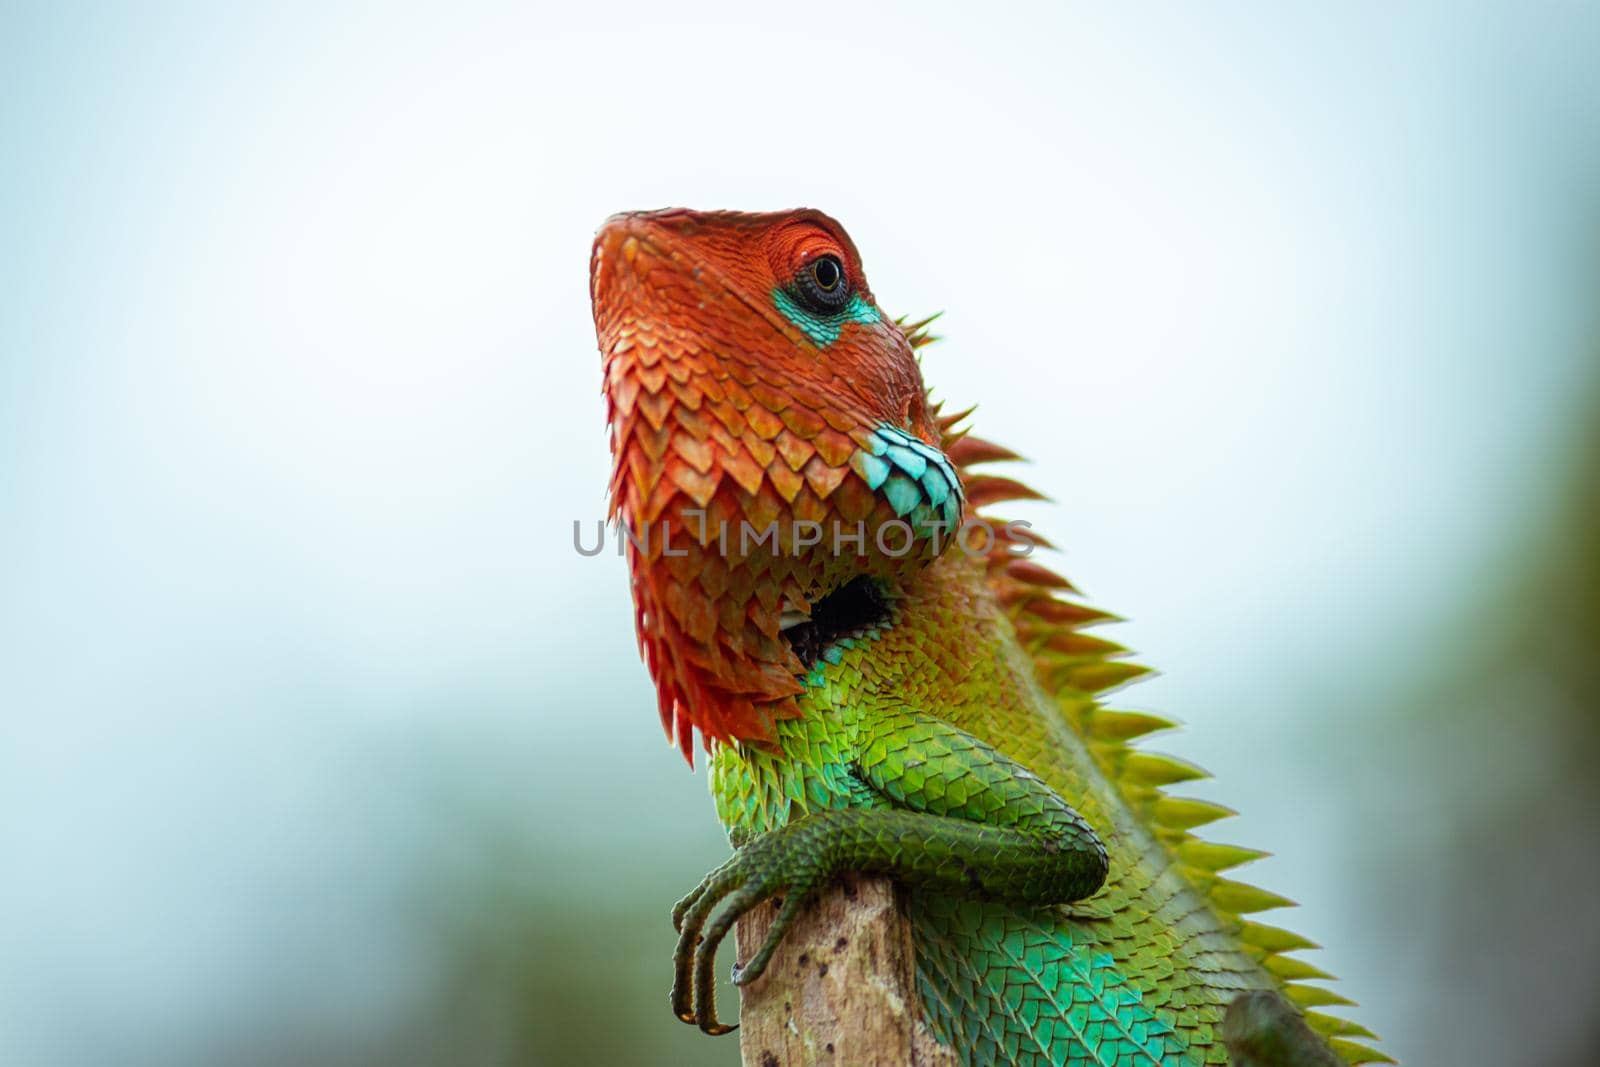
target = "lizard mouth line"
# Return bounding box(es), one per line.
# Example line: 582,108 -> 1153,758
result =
779,576 -> 891,668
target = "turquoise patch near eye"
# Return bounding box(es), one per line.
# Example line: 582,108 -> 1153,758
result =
771,289 -> 881,347
921,467 -> 950,508
864,430 -> 890,457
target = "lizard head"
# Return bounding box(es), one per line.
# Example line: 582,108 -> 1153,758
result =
591,208 -> 962,761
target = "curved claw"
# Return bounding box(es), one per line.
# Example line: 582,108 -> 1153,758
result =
732,891 -> 805,987
671,874 -> 729,1024
694,885 -> 759,1034
668,827 -> 830,1035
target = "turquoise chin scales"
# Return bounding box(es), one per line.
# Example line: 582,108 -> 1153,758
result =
851,422 -> 965,537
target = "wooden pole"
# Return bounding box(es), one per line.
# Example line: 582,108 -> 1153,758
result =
734,874 -> 958,1067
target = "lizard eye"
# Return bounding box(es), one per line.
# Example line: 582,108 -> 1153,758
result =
792,254 -> 852,314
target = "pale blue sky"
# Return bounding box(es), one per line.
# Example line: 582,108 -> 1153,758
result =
3,4 -> 1598,1064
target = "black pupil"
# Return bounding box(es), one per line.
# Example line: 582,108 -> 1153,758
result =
813,257 -> 841,291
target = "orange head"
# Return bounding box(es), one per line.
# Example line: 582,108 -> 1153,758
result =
591,209 -> 962,761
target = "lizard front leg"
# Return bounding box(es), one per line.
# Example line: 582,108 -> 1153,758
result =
670,709 -> 1109,1034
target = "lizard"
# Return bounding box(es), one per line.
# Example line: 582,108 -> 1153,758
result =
589,207 -> 1390,1066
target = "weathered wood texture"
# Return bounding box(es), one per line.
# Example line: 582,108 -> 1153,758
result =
734,875 -> 958,1067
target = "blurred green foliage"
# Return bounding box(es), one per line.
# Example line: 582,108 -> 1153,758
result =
1366,371 -> 1600,1067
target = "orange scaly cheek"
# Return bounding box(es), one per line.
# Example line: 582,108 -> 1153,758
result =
604,323 -> 964,758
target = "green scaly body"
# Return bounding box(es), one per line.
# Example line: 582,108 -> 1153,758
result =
708,532 -> 1361,1065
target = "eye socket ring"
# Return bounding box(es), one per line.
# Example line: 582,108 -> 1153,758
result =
792,254 -> 852,314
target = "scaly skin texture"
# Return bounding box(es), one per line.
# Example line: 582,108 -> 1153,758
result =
590,209 -> 1389,1066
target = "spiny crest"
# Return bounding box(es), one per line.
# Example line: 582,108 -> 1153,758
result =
908,317 -> 1391,1065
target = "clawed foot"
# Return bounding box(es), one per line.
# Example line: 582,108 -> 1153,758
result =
669,826 -> 829,1034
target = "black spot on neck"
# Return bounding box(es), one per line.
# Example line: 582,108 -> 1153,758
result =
783,576 -> 891,667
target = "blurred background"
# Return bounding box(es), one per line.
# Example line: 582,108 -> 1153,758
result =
3,3 -> 1597,1065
